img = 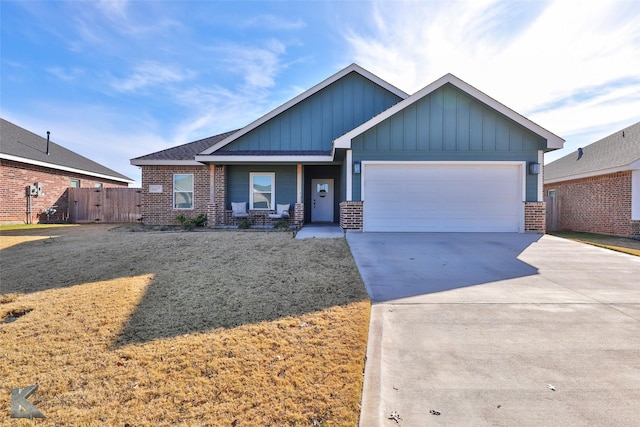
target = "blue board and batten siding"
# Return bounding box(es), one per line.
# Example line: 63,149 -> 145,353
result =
351,83 -> 546,201
220,72 -> 403,153
226,165 -> 297,210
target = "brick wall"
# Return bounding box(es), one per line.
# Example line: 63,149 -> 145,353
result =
340,201 -> 363,230
524,201 -> 546,233
293,203 -> 304,228
1,159 -> 127,224
141,165 -> 210,225
543,171 -> 634,237
212,165 -> 226,226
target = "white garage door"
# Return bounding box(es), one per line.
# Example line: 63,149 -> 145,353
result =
363,163 -> 523,232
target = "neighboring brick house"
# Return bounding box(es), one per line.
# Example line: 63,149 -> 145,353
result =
1,118 -> 134,224
132,64 -> 564,232
544,121 -> 640,238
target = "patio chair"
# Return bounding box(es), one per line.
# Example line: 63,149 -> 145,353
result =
231,202 -> 249,218
268,204 -> 290,219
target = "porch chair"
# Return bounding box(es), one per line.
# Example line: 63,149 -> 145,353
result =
268,204 -> 290,219
231,202 -> 249,218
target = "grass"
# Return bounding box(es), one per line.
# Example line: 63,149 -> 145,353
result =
0,223 -> 78,231
548,231 -> 640,257
0,225 -> 370,426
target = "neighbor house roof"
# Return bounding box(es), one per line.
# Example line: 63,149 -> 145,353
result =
130,130 -> 239,166
544,121 -> 640,184
333,73 -> 565,152
1,118 -> 134,183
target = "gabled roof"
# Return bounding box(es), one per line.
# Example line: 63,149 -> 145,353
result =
196,63 -> 408,157
333,73 -> 564,152
1,118 -> 133,183
544,121 -> 640,183
131,130 -> 239,166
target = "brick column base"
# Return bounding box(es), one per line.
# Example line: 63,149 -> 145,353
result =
294,203 -> 304,228
525,201 -> 546,233
340,201 -> 363,231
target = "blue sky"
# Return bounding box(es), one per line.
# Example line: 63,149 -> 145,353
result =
2,0 -> 639,187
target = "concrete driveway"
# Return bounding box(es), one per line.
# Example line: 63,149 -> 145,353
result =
346,232 -> 640,426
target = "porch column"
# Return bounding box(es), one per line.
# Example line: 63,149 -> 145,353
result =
207,165 -> 226,227
295,164 -> 304,227
296,164 -> 302,203
346,150 -> 353,201
209,164 -> 215,203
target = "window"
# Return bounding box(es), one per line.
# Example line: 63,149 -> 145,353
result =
250,172 -> 275,210
94,183 -> 103,189
173,174 -> 194,209
548,189 -> 556,198
70,179 -> 80,188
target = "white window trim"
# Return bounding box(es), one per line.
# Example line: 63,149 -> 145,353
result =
250,172 -> 275,210
173,173 -> 194,210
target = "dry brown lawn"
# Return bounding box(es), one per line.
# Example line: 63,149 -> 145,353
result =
0,225 -> 370,426
548,231 -> 640,257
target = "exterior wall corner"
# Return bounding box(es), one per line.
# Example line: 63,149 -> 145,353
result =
340,200 -> 363,230
524,201 -> 546,233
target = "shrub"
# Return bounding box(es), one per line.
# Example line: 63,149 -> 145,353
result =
176,214 -> 207,231
272,219 -> 290,230
238,218 -> 251,229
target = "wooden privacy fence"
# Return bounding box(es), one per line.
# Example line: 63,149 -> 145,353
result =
69,188 -> 142,223
544,195 -> 560,232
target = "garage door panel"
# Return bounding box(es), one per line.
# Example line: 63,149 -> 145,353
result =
363,163 -> 522,232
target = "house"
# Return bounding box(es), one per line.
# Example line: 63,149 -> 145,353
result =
131,64 -> 564,232
544,121 -> 640,238
1,118 -> 134,224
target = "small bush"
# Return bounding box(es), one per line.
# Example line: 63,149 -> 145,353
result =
176,214 -> 187,226
272,219 -> 290,230
176,214 -> 207,231
238,218 -> 251,229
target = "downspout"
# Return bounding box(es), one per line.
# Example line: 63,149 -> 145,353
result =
26,186 -> 32,224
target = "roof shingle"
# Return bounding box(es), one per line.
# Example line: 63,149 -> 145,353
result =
1,118 -> 133,182
544,121 -> 640,181
131,130 -> 239,161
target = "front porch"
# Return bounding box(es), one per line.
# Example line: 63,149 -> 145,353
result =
206,163 -> 348,229
207,202 -> 305,228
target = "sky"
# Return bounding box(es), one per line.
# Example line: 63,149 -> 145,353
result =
2,0 -> 639,187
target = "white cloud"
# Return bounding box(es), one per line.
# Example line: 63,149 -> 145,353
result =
111,62 -> 196,92
211,40 -> 288,89
341,0 -> 640,155
240,14 -> 306,30
46,67 -> 85,82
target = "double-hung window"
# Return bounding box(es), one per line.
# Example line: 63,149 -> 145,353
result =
250,172 -> 275,210
173,174 -> 194,209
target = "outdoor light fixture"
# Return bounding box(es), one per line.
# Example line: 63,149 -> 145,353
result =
353,161 -> 361,174
529,162 -> 540,175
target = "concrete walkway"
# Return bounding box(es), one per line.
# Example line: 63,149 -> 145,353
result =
347,232 -> 640,426
295,224 -> 344,239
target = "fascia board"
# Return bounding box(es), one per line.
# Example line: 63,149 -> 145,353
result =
544,162 -> 638,184
200,64 -> 408,155
130,159 -> 204,166
2,153 -> 134,184
194,154 -> 335,163
334,73 -> 565,150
